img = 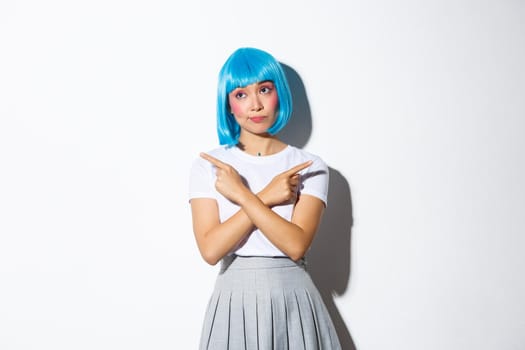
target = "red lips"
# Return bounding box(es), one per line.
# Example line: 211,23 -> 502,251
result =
250,117 -> 266,123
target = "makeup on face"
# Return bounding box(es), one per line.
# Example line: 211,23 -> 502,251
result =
228,81 -> 278,119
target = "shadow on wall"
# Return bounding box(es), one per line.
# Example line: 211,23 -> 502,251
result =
310,168 -> 355,350
281,63 -> 357,350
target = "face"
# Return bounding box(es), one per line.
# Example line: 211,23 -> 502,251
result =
228,81 -> 279,136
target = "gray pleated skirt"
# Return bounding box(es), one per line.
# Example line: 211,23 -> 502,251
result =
199,255 -> 341,350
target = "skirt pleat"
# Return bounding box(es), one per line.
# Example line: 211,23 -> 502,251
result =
199,256 -> 341,350
242,290 -> 258,349
229,291 -> 245,349
271,290 -> 287,349
284,290 -> 305,350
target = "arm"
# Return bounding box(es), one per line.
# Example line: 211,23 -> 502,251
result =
236,188 -> 325,261
190,198 -> 254,266
196,153 -> 323,262
190,166 -> 299,265
190,152 -> 288,265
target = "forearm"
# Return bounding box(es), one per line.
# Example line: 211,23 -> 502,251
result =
238,189 -> 310,261
194,190 -> 278,265
195,153 -> 321,262
198,209 -> 254,265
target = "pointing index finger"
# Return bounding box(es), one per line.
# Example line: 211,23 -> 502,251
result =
284,160 -> 313,176
200,152 -> 227,168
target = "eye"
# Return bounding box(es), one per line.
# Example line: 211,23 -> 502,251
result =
259,85 -> 273,94
234,91 -> 247,99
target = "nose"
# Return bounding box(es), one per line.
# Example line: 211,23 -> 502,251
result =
250,94 -> 263,111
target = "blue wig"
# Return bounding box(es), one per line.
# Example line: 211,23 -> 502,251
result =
216,47 -> 293,146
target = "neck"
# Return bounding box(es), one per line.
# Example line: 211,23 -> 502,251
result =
237,134 -> 286,157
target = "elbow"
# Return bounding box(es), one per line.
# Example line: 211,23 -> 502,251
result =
286,236 -> 313,262
289,254 -> 304,262
287,246 -> 308,262
200,249 -> 222,266
201,253 -> 220,266
288,252 -> 306,262
195,238 -> 222,265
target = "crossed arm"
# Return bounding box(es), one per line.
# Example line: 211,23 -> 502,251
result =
190,152 -> 326,265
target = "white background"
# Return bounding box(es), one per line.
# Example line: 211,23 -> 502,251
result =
1,0 -> 524,349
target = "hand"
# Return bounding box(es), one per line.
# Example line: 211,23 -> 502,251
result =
258,160 -> 313,207
200,152 -> 249,204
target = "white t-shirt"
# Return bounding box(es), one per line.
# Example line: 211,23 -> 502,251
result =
188,145 -> 329,257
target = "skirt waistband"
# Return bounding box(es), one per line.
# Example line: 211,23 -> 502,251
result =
220,255 -> 305,273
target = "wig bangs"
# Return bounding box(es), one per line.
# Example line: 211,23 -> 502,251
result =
224,55 -> 275,94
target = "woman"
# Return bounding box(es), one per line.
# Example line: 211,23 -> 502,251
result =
189,47 -> 341,349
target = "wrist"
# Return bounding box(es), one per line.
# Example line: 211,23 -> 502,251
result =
237,187 -> 256,206
256,190 -> 269,206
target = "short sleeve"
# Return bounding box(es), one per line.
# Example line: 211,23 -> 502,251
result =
188,157 -> 216,201
299,156 -> 329,206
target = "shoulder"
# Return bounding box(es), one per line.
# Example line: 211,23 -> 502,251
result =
200,146 -> 232,159
191,146 -> 230,166
286,146 -> 330,204
190,146 -> 242,177
287,146 -> 328,172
